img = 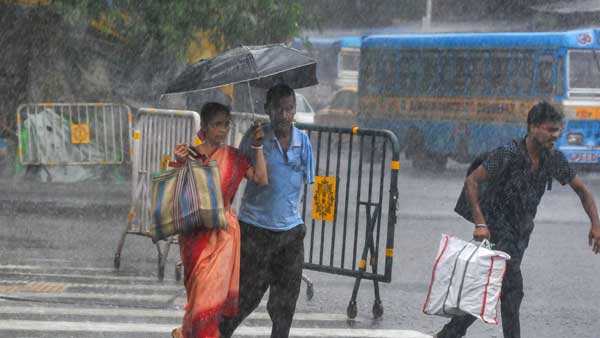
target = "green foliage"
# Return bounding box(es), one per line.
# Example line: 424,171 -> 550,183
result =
48,0 -> 315,57
301,0 -> 423,29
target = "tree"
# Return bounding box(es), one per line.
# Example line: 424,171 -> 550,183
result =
0,0 -> 317,141
51,1 -> 315,56
302,0 -> 424,29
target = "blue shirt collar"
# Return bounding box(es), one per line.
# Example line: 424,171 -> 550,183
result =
265,123 -> 303,148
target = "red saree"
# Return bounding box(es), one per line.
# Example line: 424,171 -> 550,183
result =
176,145 -> 249,338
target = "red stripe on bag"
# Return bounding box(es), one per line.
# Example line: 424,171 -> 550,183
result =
423,235 -> 450,313
493,257 -> 508,323
480,256 -> 496,324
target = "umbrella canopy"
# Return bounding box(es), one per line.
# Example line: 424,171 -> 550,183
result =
164,44 -> 318,95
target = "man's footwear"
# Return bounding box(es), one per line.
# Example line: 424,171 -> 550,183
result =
432,331 -> 444,338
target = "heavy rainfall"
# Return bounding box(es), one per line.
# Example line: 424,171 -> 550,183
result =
1,1 -> 600,338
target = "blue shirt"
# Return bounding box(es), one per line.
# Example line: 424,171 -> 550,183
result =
238,124 -> 315,231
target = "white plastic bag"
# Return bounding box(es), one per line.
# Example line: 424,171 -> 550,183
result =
423,234 -> 511,324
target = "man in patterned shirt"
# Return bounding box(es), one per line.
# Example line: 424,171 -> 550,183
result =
435,102 -> 600,338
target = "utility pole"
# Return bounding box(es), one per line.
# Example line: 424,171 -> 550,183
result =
422,0 -> 432,30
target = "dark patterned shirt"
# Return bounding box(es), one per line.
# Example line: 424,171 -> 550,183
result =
480,137 -> 575,243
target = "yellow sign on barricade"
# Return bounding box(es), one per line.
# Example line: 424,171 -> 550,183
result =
70,124 -> 90,144
312,176 -> 337,221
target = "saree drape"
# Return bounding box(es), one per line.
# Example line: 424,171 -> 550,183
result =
177,145 -> 249,338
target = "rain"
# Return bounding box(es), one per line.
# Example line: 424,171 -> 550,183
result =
1,1 -> 600,338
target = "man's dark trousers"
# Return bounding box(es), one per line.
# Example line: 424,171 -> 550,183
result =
437,229 -> 527,338
219,221 -> 305,338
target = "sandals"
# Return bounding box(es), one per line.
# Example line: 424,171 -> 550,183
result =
171,327 -> 183,338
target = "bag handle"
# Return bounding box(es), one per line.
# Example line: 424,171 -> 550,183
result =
455,240 -> 488,309
442,241 -> 473,315
442,240 -> 489,315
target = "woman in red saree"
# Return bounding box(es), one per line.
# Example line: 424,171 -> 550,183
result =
171,102 -> 268,338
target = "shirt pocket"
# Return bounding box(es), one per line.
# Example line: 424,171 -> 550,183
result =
286,156 -> 304,187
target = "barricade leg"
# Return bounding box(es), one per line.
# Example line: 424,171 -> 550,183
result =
175,261 -> 182,281
347,204 -> 383,319
113,227 -> 128,270
301,273 -> 314,300
114,207 -> 136,270
156,236 -> 174,282
368,233 -> 383,318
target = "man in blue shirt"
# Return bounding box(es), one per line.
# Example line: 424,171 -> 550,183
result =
219,83 -> 315,338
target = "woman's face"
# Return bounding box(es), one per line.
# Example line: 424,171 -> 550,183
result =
202,111 -> 231,145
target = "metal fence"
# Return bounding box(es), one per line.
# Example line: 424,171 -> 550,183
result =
297,123 -> 400,318
113,108 -> 200,281
16,103 -> 131,166
228,112 -> 400,318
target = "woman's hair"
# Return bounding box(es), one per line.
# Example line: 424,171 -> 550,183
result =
200,102 -> 231,126
527,101 -> 563,129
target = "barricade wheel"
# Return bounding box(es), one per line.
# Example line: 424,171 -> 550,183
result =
372,300 -> 383,319
114,255 -> 120,270
346,300 -> 357,319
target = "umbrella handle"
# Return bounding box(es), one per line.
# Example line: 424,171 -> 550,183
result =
247,82 -> 256,121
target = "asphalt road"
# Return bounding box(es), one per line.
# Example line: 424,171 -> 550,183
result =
0,160 -> 599,337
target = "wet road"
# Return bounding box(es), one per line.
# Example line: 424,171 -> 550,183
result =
0,162 -> 599,337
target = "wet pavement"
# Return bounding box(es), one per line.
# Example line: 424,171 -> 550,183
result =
1,166 -> 599,337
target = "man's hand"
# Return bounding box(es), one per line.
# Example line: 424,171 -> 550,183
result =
589,225 -> 600,254
251,122 -> 264,147
473,225 -> 490,242
174,144 -> 190,163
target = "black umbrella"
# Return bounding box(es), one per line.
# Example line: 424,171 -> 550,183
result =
163,44 -> 318,95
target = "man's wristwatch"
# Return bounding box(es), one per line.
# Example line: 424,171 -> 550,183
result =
475,224 -> 488,228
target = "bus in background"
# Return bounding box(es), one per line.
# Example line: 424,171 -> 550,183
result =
358,28 -> 600,170
335,36 -> 362,88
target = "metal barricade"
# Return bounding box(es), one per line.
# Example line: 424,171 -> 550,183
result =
16,103 -> 132,166
295,123 -> 400,319
113,108 -> 200,281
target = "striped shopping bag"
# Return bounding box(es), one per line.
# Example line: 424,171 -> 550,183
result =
149,160 -> 227,242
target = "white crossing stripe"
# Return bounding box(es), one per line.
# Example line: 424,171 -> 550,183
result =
0,305 -> 347,321
0,292 -> 173,302
1,270 -> 174,282
0,264 -> 115,272
0,279 -> 181,291
0,320 -> 433,337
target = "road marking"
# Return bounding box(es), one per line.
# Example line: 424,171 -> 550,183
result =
249,312 -> 348,321
0,271 -> 174,282
0,279 -> 181,291
0,320 -> 432,337
0,282 -> 65,293
0,305 -> 348,321
0,291 -> 173,303
0,264 -> 115,272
